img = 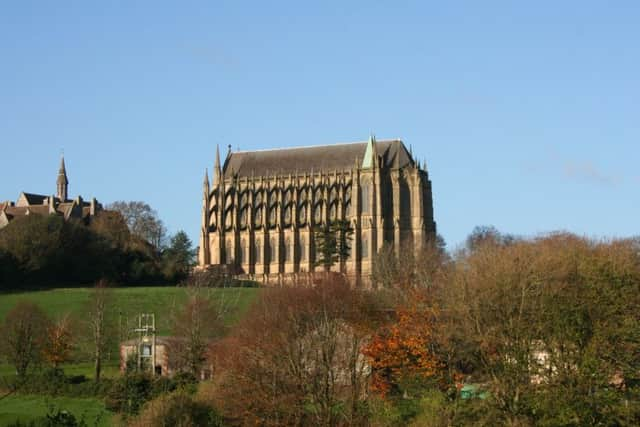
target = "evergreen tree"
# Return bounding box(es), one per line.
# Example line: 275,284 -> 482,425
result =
313,220 -> 354,270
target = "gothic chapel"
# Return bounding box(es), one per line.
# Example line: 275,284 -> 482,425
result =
197,136 -> 436,286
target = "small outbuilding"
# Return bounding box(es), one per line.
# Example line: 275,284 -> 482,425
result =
119,336 -> 175,377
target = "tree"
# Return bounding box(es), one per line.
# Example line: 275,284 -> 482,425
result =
210,278 -> 380,426
441,233 -> 640,425
108,201 -> 166,249
42,314 -> 75,369
371,235 -> 449,291
89,210 -> 131,249
0,215 -> 65,281
0,301 -> 50,379
313,219 -> 354,270
86,279 -> 114,382
162,230 -> 195,282
465,225 -> 517,253
363,290 -> 441,397
170,291 -> 224,377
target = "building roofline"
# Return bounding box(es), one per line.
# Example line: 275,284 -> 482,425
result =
231,138 -> 403,155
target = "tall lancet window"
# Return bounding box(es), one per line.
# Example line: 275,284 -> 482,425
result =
361,182 -> 370,214
299,236 -> 306,262
239,239 -> 246,264
285,237 -> 292,262
269,237 -> 277,264
254,239 -> 261,264
361,233 -> 369,259
225,239 -> 233,263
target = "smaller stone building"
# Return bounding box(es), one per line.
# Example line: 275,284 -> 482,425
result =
120,336 -> 174,377
0,156 -> 102,229
119,336 -> 212,379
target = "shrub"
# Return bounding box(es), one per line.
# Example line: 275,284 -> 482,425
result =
128,391 -> 223,427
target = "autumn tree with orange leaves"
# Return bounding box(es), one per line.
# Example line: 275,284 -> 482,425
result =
363,291 -> 441,397
43,314 -> 75,368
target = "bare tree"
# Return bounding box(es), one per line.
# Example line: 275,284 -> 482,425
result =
107,201 -> 167,249
0,301 -> 50,380
86,279 -> 114,382
170,291 -> 224,378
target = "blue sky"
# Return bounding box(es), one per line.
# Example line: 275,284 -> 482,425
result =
1,1 -> 638,250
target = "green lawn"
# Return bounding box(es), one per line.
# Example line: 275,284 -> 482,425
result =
0,286 -> 259,332
0,361 -> 120,379
0,394 -> 112,426
0,286 -> 260,379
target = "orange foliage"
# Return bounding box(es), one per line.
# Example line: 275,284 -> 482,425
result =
42,314 -> 74,368
362,292 -> 440,395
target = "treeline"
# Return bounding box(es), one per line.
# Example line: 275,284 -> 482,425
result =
2,226 -> 639,425
0,202 -> 194,289
198,229 -> 640,426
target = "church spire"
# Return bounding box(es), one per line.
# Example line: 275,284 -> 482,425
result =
56,155 -> 68,201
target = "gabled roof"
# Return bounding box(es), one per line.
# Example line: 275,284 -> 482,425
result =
222,139 -> 416,178
19,192 -> 49,205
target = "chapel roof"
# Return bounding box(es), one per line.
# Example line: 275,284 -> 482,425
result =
222,139 -> 415,178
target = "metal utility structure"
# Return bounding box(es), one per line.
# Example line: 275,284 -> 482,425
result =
134,313 -> 156,375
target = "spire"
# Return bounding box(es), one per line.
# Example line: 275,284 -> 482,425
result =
56,155 -> 68,201
214,144 -> 221,183
203,168 -> 210,193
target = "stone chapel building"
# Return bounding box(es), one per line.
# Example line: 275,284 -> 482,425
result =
197,136 -> 436,286
0,156 -> 102,229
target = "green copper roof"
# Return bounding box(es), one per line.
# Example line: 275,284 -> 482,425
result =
361,135 -> 375,169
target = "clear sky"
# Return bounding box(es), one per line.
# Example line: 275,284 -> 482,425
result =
1,1 -> 638,250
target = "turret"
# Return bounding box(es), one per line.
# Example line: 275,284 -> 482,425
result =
56,155 -> 68,201
214,145 -> 221,185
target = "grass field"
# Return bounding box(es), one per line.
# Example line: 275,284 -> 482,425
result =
0,286 -> 260,379
0,394 -> 113,426
0,286 -> 260,332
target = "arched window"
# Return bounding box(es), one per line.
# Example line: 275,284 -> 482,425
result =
361,233 -> 369,259
239,239 -> 246,264
224,209 -> 233,229
344,201 -> 351,217
330,203 -> 337,221
240,209 -> 248,228
269,237 -> 277,264
298,204 -> 306,224
225,239 -> 233,263
254,239 -> 261,264
285,237 -> 292,263
314,203 -> 323,224
284,206 -> 291,225
254,208 -> 262,227
299,236 -> 306,262
361,183 -> 370,214
269,207 -> 277,226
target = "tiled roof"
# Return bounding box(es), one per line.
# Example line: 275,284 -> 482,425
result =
223,139 -> 415,178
